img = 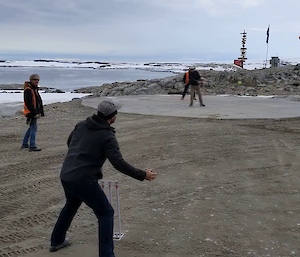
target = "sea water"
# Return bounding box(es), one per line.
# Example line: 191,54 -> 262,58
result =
0,66 -> 175,91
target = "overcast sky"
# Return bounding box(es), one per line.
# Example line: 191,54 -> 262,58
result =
0,0 -> 299,62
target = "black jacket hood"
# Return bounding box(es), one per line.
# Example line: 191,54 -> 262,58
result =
85,114 -> 115,132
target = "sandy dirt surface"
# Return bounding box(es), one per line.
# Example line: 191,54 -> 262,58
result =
1,99 -> 300,257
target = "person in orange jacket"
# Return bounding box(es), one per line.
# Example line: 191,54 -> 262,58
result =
21,74 -> 44,151
181,67 -> 196,100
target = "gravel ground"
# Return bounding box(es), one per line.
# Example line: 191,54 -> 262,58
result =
1,99 -> 300,257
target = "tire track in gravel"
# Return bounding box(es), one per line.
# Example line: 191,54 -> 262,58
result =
0,153 -> 64,183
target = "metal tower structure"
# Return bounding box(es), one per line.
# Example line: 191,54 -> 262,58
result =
238,30 -> 247,65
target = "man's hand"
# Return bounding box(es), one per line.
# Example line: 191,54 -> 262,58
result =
145,169 -> 157,181
34,114 -> 41,119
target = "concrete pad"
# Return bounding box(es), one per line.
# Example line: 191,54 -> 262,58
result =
82,95 -> 300,119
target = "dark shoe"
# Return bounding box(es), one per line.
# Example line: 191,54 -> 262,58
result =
181,97 -> 184,100
28,146 -> 42,152
189,104 -> 193,107
21,144 -> 29,149
49,238 -> 71,252
200,104 -> 205,107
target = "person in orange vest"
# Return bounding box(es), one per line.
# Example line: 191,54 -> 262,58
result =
181,67 -> 196,100
182,67 -> 205,107
21,74 -> 44,151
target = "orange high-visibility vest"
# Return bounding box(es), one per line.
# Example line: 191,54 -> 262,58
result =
185,72 -> 189,84
23,85 -> 36,116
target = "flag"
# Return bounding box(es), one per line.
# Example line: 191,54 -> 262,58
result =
266,26 -> 270,43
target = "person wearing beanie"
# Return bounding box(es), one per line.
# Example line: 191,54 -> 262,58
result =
50,100 -> 157,256
21,74 -> 44,151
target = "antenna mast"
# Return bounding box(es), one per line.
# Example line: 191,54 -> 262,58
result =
238,30 -> 247,67
234,30 -> 247,68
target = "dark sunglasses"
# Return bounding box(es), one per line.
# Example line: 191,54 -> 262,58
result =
32,79 -> 40,81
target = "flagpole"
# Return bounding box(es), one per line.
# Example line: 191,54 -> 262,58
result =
265,43 -> 269,68
264,25 -> 270,68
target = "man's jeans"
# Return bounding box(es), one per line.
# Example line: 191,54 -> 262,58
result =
51,179 -> 115,257
22,118 -> 37,147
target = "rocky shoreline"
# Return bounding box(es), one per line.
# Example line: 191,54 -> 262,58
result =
74,65 -> 300,97
2,65 -> 300,98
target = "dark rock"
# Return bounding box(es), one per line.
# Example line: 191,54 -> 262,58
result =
294,64 -> 300,70
72,65 -> 300,97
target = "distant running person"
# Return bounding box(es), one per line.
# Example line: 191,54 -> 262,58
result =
50,100 -> 157,257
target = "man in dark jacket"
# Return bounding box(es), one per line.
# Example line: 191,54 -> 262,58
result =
50,100 -> 157,257
21,74 -> 44,151
182,67 -> 205,107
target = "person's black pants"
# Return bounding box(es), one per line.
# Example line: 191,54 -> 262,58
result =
51,179 -> 115,257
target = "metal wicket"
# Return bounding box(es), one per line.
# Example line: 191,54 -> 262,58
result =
99,180 -> 124,240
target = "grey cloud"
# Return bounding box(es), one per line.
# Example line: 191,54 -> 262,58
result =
0,0 -> 172,27
0,0 -> 300,60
